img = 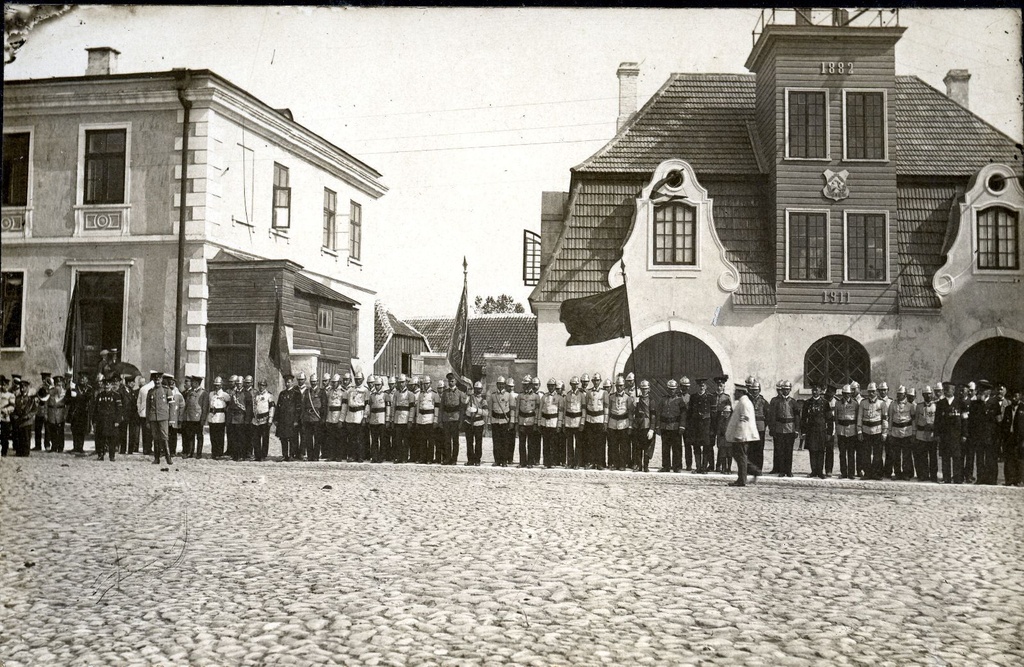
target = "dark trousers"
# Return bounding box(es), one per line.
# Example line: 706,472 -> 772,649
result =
977,438 -> 999,484
227,422 -> 246,460
769,431 -> 781,473
299,422 -> 319,461
838,435 -> 857,478
715,432 -> 732,472
45,421 -> 65,452
280,430 -> 298,461
150,420 -> 171,463
824,436 -> 834,475
323,422 -> 341,461
128,418 -> 141,454
465,424 -> 483,464
749,431 -> 766,474
34,415 -> 45,449
1004,439 -> 1022,486
564,427 -> 582,468
541,427 -> 559,467
584,423 -> 606,468
71,422 -> 88,452
442,421 -> 460,464
883,437 -> 901,478
490,423 -> 509,464
857,434 -> 883,479
253,423 -> 270,460
169,426 -> 179,456
142,419 -> 153,455
368,425 -> 385,462
911,439 -> 931,481
410,424 -> 428,463
607,428 -> 628,469
774,432 -> 796,475
16,424 -> 32,456
392,423 -> 409,463
182,421 -> 203,457
962,439 -> 978,481
732,441 -> 760,485
209,423 -> 226,458
95,422 -> 116,460
0,421 -> 9,456
809,449 -> 825,477
691,422 -> 713,473
662,430 -> 682,471
939,435 -> 963,482
891,436 -> 912,479
517,425 -> 535,466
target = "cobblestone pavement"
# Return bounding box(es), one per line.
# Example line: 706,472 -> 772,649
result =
2,441 -> 1022,666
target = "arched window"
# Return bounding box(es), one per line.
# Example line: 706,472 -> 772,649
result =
976,206 -> 1019,270
804,335 -> 870,388
653,203 -> 696,266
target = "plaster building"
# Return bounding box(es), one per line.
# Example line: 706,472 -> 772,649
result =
528,10 -> 1023,397
2,48 -> 386,387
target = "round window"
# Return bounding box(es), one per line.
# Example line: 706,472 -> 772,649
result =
987,173 -> 1006,194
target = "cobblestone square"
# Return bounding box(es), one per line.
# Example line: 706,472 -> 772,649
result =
2,444 -> 1022,666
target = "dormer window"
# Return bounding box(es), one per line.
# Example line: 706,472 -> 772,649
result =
786,89 -> 828,159
977,207 -> 1019,270
653,203 -> 696,266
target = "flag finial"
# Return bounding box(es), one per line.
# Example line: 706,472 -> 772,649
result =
463,256 -> 468,275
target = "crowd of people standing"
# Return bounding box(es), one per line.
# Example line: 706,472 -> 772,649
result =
1,367 -> 1021,489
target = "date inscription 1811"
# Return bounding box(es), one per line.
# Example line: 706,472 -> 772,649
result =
820,61 -> 853,74
822,290 -> 851,304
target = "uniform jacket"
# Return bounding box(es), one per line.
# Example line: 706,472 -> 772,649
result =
584,387 -> 609,424
390,388 -> 415,425
414,389 -> 440,425
209,389 -> 231,425
800,395 -> 834,448
539,391 -> 563,429
67,383 -> 93,428
857,397 -> 888,437
45,386 -> 67,424
633,394 -> 653,434
324,386 -> 345,424
712,391 -> 733,435
343,384 -> 370,424
184,387 -> 210,424
750,394 -> 769,433
657,393 -> 687,431
146,385 -> 173,422
517,390 -> 541,427
298,385 -> 323,424
228,388 -> 252,425
834,397 -> 859,437
726,393 -> 760,443
274,386 -> 302,437
934,395 -> 968,441
94,389 -> 123,426
607,390 -> 634,431
15,391 -> 37,428
561,389 -> 585,429
0,389 -> 14,423
440,387 -> 465,424
965,396 -> 1002,443
888,398 -> 916,439
137,380 -> 155,418
487,389 -> 514,426
1003,402 -> 1024,447
768,395 -> 798,435
252,390 -> 275,426
688,391 -> 715,430
914,399 -> 937,442
464,393 -> 488,427
367,389 -> 389,426
169,387 -> 185,429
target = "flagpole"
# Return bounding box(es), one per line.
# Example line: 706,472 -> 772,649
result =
461,256 -> 469,384
621,259 -> 635,362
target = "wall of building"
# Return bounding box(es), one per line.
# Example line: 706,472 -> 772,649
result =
374,334 -> 426,378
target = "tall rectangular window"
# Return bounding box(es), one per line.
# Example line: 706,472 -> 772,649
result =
349,201 -> 362,260
2,132 -> 30,207
323,188 -> 337,249
1,271 -> 25,349
653,203 -> 696,265
846,213 -> 888,282
787,90 -> 827,159
787,211 -> 829,281
272,163 -> 291,229
977,207 -> 1020,270
84,129 -> 126,204
845,91 -> 886,160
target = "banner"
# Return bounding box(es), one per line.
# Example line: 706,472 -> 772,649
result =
447,259 -> 473,385
269,289 -> 292,377
559,284 -> 632,346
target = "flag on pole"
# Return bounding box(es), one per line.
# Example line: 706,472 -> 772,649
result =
559,284 -> 632,346
62,281 -> 79,371
269,284 -> 292,377
447,257 -> 473,386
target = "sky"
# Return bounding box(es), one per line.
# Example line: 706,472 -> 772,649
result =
5,6 -> 1022,320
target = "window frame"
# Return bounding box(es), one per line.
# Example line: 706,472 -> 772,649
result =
843,209 -> 890,284
1,269 -> 27,352
785,208 -> 831,283
975,205 -> 1021,272
317,305 -> 333,334
272,162 -> 291,230
323,188 -> 338,251
652,202 -> 698,267
349,200 -> 362,262
76,123 -> 131,207
2,129 -> 33,210
842,89 -> 888,162
784,88 -> 830,161
803,335 -> 871,391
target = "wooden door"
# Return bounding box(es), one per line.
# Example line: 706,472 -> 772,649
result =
624,331 -> 723,403
74,272 -> 125,377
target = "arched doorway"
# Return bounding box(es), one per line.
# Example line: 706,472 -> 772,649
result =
951,337 -> 1024,387
624,331 -> 723,403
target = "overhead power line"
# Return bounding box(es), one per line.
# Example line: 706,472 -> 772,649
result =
348,120 -> 614,143
357,136 -> 610,156
319,95 -> 619,120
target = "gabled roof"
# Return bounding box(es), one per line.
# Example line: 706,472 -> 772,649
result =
575,74 -> 1022,177
405,314 -> 538,364
294,273 -> 357,307
374,301 -> 429,358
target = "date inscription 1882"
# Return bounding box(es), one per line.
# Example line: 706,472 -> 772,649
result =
820,61 -> 853,74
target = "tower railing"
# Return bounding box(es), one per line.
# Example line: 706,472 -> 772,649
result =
753,8 -> 901,47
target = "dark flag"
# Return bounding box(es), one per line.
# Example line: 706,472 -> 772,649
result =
560,284 -> 632,346
62,281 -> 79,370
269,288 -> 292,377
448,257 -> 473,386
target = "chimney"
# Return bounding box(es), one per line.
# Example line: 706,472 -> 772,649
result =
86,47 -> 120,76
943,69 -> 970,109
616,62 -> 640,132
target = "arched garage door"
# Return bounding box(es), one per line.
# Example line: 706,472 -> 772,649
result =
951,337 -> 1024,388
624,331 -> 723,403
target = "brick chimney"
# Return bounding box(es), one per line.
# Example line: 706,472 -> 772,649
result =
943,69 -> 970,109
86,47 -> 120,76
616,62 -> 640,132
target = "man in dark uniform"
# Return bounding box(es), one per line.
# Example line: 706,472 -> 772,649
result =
634,380 -> 655,472
823,383 -> 839,477
688,378 -> 714,474
1002,389 -> 1023,486
93,377 -> 122,461
67,371 -> 93,454
657,379 -> 685,472
182,375 -> 209,458
226,375 -> 246,461
115,375 -> 134,455
440,373 -> 465,465
712,375 -> 733,473
800,382 -> 833,479
275,373 -> 302,461
969,380 -> 1002,485
769,380 -> 799,477
935,381 -> 966,483
748,378 -> 769,474
34,372 -> 52,450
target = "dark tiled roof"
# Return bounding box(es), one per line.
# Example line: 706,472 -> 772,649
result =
707,179 -> 775,307
577,74 -> 761,175
375,301 -> 428,355
895,76 -> 1023,177
896,181 -> 959,309
406,315 -> 538,363
293,273 -> 357,306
